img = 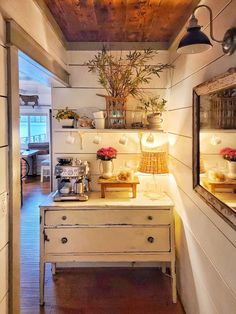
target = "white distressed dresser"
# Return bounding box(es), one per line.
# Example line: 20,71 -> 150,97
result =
39,192 -> 176,305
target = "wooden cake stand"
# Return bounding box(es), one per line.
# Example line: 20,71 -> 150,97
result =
201,177 -> 236,193
98,176 -> 140,198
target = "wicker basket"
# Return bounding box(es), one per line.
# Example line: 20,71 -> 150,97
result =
138,152 -> 169,174
210,96 -> 236,129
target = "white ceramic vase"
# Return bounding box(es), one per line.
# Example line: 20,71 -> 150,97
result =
227,160 -> 236,179
99,160 -> 114,179
61,118 -> 74,128
147,113 -> 163,130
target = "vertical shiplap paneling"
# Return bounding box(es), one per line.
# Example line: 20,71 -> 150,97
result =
167,0 -> 236,313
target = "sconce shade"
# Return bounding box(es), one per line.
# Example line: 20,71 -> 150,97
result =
177,5 -> 236,55
177,26 -> 212,54
138,152 -> 169,174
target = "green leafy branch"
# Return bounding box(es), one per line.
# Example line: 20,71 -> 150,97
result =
137,96 -> 167,115
86,47 -> 173,99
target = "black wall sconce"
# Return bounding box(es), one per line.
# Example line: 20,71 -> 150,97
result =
177,5 -> 236,55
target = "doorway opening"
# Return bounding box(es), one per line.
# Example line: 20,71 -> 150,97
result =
19,51 -> 52,202
17,51 -> 64,312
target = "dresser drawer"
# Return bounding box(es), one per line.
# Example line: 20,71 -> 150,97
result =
45,209 -> 171,226
44,226 -> 170,254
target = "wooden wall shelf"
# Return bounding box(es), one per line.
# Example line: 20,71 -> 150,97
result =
53,129 -> 165,133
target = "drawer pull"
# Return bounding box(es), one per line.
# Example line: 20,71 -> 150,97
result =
61,237 -> 68,244
62,216 -> 67,221
147,236 -> 154,243
147,216 -> 153,221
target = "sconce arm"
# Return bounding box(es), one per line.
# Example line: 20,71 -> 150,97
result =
192,5 -> 222,43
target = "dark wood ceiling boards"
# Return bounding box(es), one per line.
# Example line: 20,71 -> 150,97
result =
43,0 -> 200,46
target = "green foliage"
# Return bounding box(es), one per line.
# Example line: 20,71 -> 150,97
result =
86,48 -> 172,99
54,107 -> 79,121
137,95 -> 167,115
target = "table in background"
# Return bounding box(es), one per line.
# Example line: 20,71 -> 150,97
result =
21,149 -> 39,176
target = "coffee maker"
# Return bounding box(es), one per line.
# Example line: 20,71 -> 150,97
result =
53,158 -> 90,201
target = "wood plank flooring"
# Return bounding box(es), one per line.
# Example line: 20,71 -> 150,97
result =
20,178 -> 185,314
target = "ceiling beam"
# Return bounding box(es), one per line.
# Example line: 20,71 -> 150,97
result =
67,41 -> 169,51
6,19 -> 70,86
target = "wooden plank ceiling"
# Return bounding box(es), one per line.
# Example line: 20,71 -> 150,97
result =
43,0 -> 199,43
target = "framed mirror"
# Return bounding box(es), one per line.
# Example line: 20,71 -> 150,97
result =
193,68 -> 236,229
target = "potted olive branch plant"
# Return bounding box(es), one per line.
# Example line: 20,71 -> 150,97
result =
54,107 -> 79,128
86,47 -> 172,128
86,47 -> 172,99
137,95 -> 167,130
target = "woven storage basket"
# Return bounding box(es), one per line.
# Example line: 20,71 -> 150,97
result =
211,96 -> 236,129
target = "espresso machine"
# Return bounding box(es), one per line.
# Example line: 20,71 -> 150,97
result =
53,158 -> 90,201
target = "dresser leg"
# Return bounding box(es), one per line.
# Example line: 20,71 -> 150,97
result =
132,185 -> 137,198
40,262 -> 45,305
51,263 -> 56,275
101,185 -> 105,198
171,260 -> 177,303
161,262 -> 166,273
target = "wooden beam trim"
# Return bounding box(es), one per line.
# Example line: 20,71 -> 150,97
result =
32,0 -> 68,49
66,41 -> 169,51
6,19 -> 70,86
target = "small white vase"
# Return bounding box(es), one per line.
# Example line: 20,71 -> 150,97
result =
99,160 -> 114,179
61,118 -> 74,128
147,113 -> 163,130
227,160 -> 236,179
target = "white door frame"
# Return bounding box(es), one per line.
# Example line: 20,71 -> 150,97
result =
6,19 -> 69,314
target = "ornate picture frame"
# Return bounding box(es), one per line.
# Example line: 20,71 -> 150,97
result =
193,68 -> 236,229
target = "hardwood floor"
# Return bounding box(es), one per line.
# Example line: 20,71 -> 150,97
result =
20,178 -> 185,314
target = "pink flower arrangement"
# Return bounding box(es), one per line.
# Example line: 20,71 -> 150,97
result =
97,147 -> 117,161
219,147 -> 236,161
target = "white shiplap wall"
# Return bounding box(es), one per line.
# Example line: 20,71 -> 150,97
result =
167,0 -> 236,313
52,50 -> 170,192
0,11 -> 8,314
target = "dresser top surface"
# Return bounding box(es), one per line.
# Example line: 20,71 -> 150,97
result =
40,192 -> 174,210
